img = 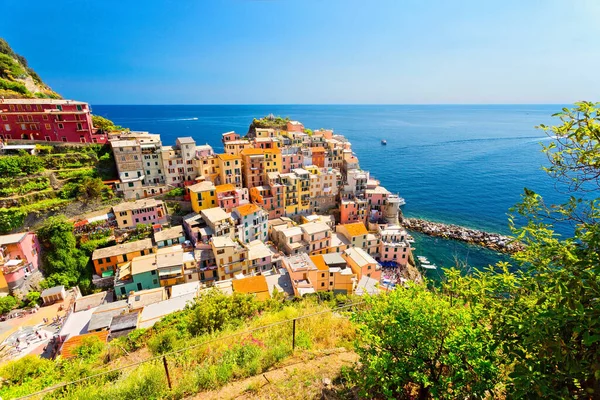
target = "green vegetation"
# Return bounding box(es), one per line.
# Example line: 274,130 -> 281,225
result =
37,216 -> 92,293
248,115 -> 290,136
347,102 -> 600,399
0,38 -> 61,99
0,293 -> 357,399
0,295 -> 17,314
164,187 -> 185,197
91,115 -> 125,133
0,145 -> 116,233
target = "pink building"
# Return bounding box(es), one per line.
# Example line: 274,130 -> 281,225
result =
366,186 -> 390,223
0,99 -> 106,144
112,198 -> 168,229
340,198 -> 368,224
221,131 -> 240,145
287,121 -> 305,132
216,184 -> 249,212
0,232 -> 41,292
281,152 -> 303,173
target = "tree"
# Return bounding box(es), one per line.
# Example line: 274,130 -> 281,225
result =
444,102 -> 600,398
37,215 -> 91,290
351,285 -> 500,399
77,176 -> 105,200
91,115 -> 123,133
0,295 -> 17,314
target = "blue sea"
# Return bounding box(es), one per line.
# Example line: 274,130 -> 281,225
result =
93,104 -> 569,279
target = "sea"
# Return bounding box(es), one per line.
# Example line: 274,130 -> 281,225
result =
92,104 -> 570,280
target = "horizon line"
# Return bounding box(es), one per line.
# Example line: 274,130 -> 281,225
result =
88,103 -> 571,106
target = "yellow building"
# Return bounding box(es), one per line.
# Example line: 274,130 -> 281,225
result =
336,222 -> 369,250
217,153 -> 243,187
194,154 -> 220,183
241,148 -> 282,189
279,168 -> 311,216
210,236 -> 249,280
310,253 -> 356,294
188,181 -> 217,213
91,238 -> 155,276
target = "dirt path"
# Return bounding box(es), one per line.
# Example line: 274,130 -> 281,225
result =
190,348 -> 358,400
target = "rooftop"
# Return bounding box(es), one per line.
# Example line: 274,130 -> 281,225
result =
322,252 -> 347,266
217,153 -> 241,161
211,236 -> 237,249
0,98 -> 87,105
110,312 -> 140,332
343,247 -> 378,267
40,285 -> 64,298
0,232 -> 27,246
188,181 -> 215,193
92,238 -> 154,260
263,269 -> 295,297
341,222 -> 368,237
215,183 -> 236,193
74,291 -> 112,313
232,275 -> 270,301
128,287 -> 167,309
300,222 -> 331,235
283,253 -> 316,272
233,203 -> 262,217
138,292 -> 196,329
310,255 -> 328,271
156,245 -> 184,268
130,253 -> 158,275
201,207 -> 230,223
154,225 -> 185,242
177,137 -> 195,144
246,240 -> 274,261
170,281 -> 200,298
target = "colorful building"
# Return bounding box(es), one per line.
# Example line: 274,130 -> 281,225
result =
336,222 -> 369,251
217,153 -> 243,187
114,253 -> 161,298
156,245 -> 185,287
0,99 -> 106,144
240,148 -> 282,189
211,236 -> 248,280
231,203 -> 269,244
246,240 -> 281,274
91,238 -> 155,276
300,222 -> 332,255
188,181 -> 217,213
154,225 -> 186,248
310,253 -> 356,294
0,232 -> 40,293
342,247 -> 381,281
112,198 -> 168,229
201,207 -> 235,238
215,184 -> 249,212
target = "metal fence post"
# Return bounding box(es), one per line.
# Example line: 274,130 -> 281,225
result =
292,318 -> 296,350
162,355 -> 172,390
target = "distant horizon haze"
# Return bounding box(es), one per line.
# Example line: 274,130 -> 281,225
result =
3,0 -> 599,104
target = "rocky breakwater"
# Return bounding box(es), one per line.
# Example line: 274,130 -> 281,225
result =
403,218 -> 525,254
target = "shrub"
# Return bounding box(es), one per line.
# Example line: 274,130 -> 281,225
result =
73,336 -> 105,361
147,328 -> 179,355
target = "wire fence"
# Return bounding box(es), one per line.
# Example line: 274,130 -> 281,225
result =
16,300 -> 365,400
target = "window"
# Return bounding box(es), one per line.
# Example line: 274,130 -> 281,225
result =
217,249 -> 225,255
77,105 -> 83,111
45,123 -> 51,129
56,105 -> 63,111
0,115 -> 6,121
137,283 -> 143,291
106,258 -> 110,263
321,282 -> 325,287
151,270 -> 157,275
58,123 -> 64,129
321,273 -> 325,278
330,281 -> 333,286
43,115 -> 48,120
120,287 -> 126,295
128,182 -> 134,187
98,259 -> 104,264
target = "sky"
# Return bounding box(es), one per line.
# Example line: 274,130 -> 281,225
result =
3,0 -> 600,104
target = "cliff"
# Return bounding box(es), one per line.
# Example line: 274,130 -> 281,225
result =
0,38 -> 61,99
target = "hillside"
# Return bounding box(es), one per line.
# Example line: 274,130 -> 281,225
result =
0,38 -> 61,99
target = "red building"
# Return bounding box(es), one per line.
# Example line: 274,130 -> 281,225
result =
0,99 -> 106,144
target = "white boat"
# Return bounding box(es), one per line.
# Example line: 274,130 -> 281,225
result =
398,197 -> 406,206
421,264 -> 438,270
381,140 -> 387,145
417,256 -> 428,262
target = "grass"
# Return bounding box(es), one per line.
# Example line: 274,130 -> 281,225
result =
0,297 -> 358,399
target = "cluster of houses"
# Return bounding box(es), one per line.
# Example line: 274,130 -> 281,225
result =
0,113 -> 418,359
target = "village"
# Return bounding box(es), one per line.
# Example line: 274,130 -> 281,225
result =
0,99 -> 418,362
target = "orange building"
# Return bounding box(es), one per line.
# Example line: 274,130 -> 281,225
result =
231,275 -> 271,301
311,147 -> 327,168
240,148 -> 282,189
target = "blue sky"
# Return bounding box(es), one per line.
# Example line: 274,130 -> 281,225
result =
3,0 -> 599,104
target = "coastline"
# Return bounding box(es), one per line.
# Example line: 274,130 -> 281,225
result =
403,218 -> 524,254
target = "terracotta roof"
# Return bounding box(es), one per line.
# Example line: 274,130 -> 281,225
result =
234,203 -> 261,217
60,331 -> 109,359
217,153 -> 241,161
241,148 -> 281,156
310,255 -> 329,271
342,222 -> 368,237
232,276 -> 271,301
215,183 -> 236,193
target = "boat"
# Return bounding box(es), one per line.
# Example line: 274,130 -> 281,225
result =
421,264 -> 438,270
417,256 -> 428,262
381,140 -> 387,145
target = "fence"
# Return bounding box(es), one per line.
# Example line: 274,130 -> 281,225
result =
16,301 -> 365,399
